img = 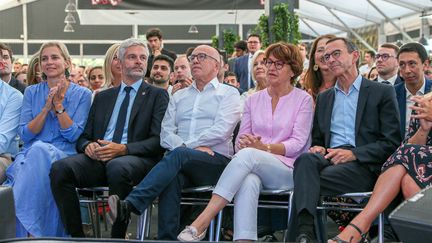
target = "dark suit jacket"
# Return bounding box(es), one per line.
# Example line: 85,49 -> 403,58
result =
234,54 -> 254,91
8,78 -> 27,94
312,78 -> 402,174
77,82 -> 169,160
145,48 -> 177,77
395,79 -> 432,136
374,75 -> 403,86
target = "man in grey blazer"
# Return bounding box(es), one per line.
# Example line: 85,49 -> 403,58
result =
288,37 -> 402,242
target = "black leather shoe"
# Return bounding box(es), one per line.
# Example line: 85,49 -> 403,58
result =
108,195 -> 131,238
295,233 -> 316,243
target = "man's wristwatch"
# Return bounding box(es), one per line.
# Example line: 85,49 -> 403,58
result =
55,108 -> 65,114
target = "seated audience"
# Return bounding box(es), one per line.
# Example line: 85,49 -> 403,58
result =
0,43 -> 27,93
395,42 -> 432,137
171,55 -> 193,95
366,66 -> 378,80
359,50 -> 375,76
224,71 -> 240,88
287,37 -> 401,242
148,54 -> 174,92
375,43 -> 403,85
177,42 -> 314,242
3,41 -> 92,237
50,38 -> 169,238
87,66 -> 105,91
330,92 -> 432,242
103,43 -> 122,88
27,53 -> 42,85
242,50 -> 267,98
106,45 -> 241,240
303,34 -> 337,101
0,72 -> 23,184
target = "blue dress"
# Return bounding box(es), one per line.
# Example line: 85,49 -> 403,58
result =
3,82 -> 92,237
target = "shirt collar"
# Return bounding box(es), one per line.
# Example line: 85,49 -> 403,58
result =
334,74 -> 362,93
377,74 -> 398,85
191,77 -> 220,91
405,77 -> 426,98
120,79 -> 142,93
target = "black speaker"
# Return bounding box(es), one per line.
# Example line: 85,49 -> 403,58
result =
389,186 -> 432,243
0,186 -> 16,239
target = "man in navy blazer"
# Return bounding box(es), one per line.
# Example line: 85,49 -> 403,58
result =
375,43 -> 403,86
234,34 -> 262,91
394,42 -> 432,137
50,38 -> 169,238
288,38 -> 401,242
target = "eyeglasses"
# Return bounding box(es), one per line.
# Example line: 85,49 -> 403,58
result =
188,53 -> 219,63
264,59 -> 285,70
375,53 -> 395,61
323,50 -> 342,62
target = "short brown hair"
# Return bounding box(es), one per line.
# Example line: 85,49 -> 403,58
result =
379,43 -> 399,55
146,28 -> 163,40
0,43 -> 13,60
265,42 -> 303,84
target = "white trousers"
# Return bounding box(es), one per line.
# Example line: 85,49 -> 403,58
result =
213,147 -> 294,240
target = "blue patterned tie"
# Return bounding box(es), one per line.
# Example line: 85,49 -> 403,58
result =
112,86 -> 132,143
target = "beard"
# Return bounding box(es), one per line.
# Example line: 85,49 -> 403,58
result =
150,77 -> 169,85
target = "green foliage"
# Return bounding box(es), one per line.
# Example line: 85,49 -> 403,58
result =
222,29 -> 240,55
252,14 -> 270,48
211,35 -> 219,49
253,2 -> 301,46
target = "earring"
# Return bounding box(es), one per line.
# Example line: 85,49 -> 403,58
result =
313,64 -> 319,71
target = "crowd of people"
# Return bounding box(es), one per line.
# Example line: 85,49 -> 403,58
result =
0,26 -> 432,243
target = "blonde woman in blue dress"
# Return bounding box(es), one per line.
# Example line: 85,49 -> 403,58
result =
3,42 -> 92,237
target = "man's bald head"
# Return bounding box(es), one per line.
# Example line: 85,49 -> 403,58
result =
189,45 -> 221,84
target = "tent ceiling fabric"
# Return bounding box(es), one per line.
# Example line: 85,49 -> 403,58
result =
0,0 -> 431,37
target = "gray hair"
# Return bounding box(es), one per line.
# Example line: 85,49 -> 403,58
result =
118,38 -> 148,62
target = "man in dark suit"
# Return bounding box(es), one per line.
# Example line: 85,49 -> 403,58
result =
395,42 -> 432,137
375,43 -> 403,85
145,28 -> 177,78
234,34 -> 262,91
50,38 -> 169,238
0,43 -> 27,93
288,37 -> 401,242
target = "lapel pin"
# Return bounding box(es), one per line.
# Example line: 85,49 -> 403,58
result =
142,91 -> 146,95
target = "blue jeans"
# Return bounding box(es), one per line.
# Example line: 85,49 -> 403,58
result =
126,147 -> 229,240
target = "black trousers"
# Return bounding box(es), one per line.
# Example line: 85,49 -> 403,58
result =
49,153 -> 156,237
287,152 -> 378,241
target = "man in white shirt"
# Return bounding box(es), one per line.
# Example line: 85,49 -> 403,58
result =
375,43 -> 403,85
148,54 -> 174,93
107,45 -> 242,240
394,42 -> 432,136
0,77 -> 23,183
358,50 -> 375,76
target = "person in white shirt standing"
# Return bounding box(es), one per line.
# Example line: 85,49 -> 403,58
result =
107,45 -> 242,240
359,50 -> 375,76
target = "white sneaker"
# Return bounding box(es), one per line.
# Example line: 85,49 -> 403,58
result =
177,225 -> 207,242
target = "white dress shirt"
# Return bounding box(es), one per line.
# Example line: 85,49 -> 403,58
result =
160,77 -> 242,158
405,79 -> 426,135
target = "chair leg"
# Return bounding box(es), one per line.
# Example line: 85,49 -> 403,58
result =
209,218 -> 215,242
378,213 -> 384,243
138,208 -> 149,241
215,210 -> 224,242
145,205 -> 153,239
316,209 -> 327,242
